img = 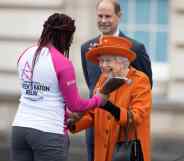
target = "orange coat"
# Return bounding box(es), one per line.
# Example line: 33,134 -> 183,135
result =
72,67 -> 152,161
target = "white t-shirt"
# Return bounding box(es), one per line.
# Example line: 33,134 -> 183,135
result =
13,46 -> 66,134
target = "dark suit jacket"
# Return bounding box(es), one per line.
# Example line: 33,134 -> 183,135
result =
81,31 -> 152,96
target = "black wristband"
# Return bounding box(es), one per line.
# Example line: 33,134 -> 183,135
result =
100,101 -> 120,120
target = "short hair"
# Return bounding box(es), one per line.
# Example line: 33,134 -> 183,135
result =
96,0 -> 121,15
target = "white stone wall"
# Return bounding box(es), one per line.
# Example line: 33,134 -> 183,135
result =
168,0 -> 184,102
0,0 -> 184,153
0,0 -> 98,135
1,0 -> 184,101
0,0 -> 99,98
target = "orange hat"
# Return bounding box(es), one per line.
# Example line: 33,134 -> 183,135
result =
86,36 -> 136,64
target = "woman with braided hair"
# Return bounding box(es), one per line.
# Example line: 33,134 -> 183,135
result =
10,13 -> 107,161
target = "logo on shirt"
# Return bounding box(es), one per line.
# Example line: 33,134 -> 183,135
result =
22,81 -> 50,100
21,61 -> 32,80
66,80 -> 75,86
20,61 -> 50,100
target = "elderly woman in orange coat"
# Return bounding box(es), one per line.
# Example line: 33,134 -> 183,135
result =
69,36 -> 152,161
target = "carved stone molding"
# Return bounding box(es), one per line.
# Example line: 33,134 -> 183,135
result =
0,0 -> 65,10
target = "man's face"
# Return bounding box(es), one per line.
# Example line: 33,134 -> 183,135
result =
96,1 -> 121,35
98,55 -> 122,76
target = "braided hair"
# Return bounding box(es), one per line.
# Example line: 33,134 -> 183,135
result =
31,13 -> 76,79
38,13 -> 76,57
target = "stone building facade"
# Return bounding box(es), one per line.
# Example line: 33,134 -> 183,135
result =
0,0 -> 98,147
0,0 -> 184,160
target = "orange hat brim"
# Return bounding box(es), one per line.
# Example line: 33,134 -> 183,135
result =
86,46 -> 136,64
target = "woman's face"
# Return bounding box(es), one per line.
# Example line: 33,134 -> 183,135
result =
98,55 -> 123,76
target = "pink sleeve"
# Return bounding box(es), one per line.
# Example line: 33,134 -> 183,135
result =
58,64 -> 102,112
50,46 -> 102,112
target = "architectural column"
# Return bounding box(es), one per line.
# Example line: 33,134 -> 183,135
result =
168,0 -> 184,102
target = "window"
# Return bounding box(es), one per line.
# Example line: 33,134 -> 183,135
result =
119,0 -> 169,63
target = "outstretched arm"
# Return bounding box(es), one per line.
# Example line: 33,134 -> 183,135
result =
58,64 -> 103,112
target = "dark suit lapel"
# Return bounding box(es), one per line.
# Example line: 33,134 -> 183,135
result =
93,35 -> 100,44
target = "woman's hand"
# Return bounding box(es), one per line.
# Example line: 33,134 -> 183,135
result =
67,112 -> 83,130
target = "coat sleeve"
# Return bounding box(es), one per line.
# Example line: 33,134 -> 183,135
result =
70,110 -> 94,133
118,76 -> 152,126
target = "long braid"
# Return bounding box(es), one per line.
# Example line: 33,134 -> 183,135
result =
31,13 -> 76,79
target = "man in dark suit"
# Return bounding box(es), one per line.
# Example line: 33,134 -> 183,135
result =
81,1 -> 152,161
